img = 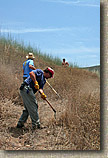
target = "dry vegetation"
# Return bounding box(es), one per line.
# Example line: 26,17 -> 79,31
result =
0,40 -> 100,150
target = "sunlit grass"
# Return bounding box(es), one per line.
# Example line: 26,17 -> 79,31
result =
0,33 -> 80,67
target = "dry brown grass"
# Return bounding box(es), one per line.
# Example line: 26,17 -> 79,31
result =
47,68 -> 100,150
61,90 -> 100,150
0,42 -> 100,150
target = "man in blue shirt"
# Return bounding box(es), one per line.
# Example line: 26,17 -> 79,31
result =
17,67 -> 54,130
23,52 -> 36,80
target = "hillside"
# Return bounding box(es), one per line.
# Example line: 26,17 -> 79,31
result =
82,65 -> 100,75
0,40 -> 100,150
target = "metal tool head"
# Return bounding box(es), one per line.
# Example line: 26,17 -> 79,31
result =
54,111 -> 56,119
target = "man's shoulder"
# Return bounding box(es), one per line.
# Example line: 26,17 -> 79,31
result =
28,59 -> 33,63
33,69 -> 43,73
23,60 -> 28,66
62,62 -> 66,65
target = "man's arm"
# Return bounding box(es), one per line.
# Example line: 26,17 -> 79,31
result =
29,64 -> 36,70
39,89 -> 47,99
39,89 -> 44,94
29,71 -> 46,99
29,71 -> 39,90
29,71 -> 36,83
30,71 -> 44,94
66,62 -> 69,66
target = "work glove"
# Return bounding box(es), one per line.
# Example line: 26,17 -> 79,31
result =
34,81 -> 39,90
41,92 -> 47,100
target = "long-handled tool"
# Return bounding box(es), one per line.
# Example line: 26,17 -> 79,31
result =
46,80 -> 61,98
38,89 -> 56,119
45,98 -> 56,119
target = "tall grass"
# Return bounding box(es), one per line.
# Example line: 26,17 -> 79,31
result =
69,62 -> 79,68
0,34 -> 80,67
0,34 -> 63,66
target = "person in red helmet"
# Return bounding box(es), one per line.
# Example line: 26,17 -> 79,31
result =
17,67 -> 54,130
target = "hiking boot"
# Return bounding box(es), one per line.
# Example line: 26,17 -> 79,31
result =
16,123 -> 24,128
32,123 -> 42,130
36,119 -> 41,129
37,123 -> 40,129
32,124 -> 40,130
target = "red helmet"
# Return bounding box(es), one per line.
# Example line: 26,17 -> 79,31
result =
48,67 -> 54,78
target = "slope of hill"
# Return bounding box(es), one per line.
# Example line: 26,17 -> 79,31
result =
82,65 -> 100,75
0,39 -> 100,150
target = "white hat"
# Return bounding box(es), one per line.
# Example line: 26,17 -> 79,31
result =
26,52 -> 35,59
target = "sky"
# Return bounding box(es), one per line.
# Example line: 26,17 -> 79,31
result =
0,0 -> 100,67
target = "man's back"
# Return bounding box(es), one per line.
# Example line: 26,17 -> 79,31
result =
23,59 -> 34,78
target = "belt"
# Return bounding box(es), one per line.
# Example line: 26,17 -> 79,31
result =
24,82 -> 28,86
20,82 -> 28,90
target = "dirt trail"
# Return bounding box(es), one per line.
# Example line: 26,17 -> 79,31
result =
0,96 -> 68,150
